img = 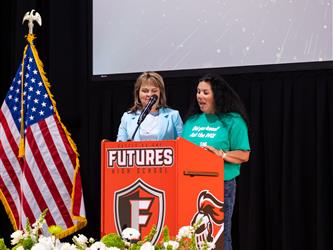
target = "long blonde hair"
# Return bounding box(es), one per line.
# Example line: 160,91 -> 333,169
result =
129,71 -> 167,112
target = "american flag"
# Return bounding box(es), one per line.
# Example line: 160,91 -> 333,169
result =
0,35 -> 87,237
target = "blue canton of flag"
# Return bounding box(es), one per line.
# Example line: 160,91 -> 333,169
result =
7,47 -> 53,131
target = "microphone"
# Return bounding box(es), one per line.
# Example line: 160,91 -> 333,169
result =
137,94 -> 158,125
130,94 -> 158,141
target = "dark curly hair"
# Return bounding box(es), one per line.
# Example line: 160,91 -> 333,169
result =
186,73 -> 249,125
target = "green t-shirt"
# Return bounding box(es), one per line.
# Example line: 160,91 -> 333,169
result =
182,112 -> 250,180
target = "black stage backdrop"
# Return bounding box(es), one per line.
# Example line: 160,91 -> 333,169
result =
1,1 -> 333,250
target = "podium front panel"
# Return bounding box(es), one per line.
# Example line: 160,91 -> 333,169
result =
101,140 -> 178,244
101,138 -> 224,248
177,138 -> 224,249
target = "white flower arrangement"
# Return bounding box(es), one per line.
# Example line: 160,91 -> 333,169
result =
121,228 -> 140,242
176,226 -> 194,241
139,242 -> 154,250
163,240 -> 179,249
0,210 -> 215,250
10,230 -> 24,245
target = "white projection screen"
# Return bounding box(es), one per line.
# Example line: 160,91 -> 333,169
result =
92,0 -> 332,77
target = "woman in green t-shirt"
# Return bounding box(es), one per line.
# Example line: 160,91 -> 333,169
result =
182,74 -> 250,250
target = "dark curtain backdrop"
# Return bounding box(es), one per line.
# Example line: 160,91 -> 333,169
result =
1,1 -> 333,250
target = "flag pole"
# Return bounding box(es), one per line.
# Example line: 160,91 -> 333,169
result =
18,9 -> 42,158
18,46 -> 27,159
17,9 -> 43,229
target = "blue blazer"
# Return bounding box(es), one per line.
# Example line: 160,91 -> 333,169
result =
117,107 -> 183,141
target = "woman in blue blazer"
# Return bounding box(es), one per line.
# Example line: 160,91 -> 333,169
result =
117,72 -> 183,141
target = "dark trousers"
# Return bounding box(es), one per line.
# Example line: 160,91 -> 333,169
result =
224,179 -> 236,250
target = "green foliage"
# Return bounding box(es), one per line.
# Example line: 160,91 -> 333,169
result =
101,233 -> 125,249
4,208 -> 217,250
0,239 -> 9,250
48,225 -> 63,235
162,226 -> 170,242
11,245 -> 22,250
154,243 -> 164,250
189,234 -> 197,250
128,244 -> 141,250
25,217 -> 31,234
143,225 -> 156,242
178,237 -> 191,249
21,236 -> 34,250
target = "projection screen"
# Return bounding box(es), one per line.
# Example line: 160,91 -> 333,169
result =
93,0 -> 332,76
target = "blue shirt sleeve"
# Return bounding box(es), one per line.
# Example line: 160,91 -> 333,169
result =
116,112 -> 129,141
173,110 -> 183,138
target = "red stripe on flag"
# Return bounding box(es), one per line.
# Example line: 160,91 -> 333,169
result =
26,126 -> 73,228
21,160 -> 57,226
0,173 -> 20,227
0,110 -> 58,226
39,119 -> 73,195
53,115 -> 84,216
54,116 -> 77,168
0,110 -> 20,156
1,108 -> 58,226
72,171 -> 83,215
0,141 -> 36,228
0,140 -> 20,189
1,107 -> 54,227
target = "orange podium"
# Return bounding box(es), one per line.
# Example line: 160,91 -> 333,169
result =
101,137 -> 224,248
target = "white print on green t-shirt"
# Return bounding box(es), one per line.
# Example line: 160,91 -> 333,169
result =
189,125 -> 221,138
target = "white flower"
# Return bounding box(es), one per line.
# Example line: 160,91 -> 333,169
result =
163,240 -> 179,250
23,231 -> 30,238
206,242 -> 216,249
121,228 -> 140,241
123,241 -> 132,247
140,242 -> 154,250
31,242 -> 50,250
37,235 -> 55,250
31,227 -> 39,236
10,230 -> 24,245
32,221 -> 39,228
89,241 -> 106,250
73,234 -> 88,247
32,219 -> 46,231
176,225 -> 194,240
16,246 -> 24,250
59,242 -> 77,250
107,247 -> 121,250
77,234 -> 88,244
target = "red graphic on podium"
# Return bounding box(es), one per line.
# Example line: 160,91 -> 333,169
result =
114,179 -> 165,244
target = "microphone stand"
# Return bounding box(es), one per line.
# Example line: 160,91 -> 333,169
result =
130,109 -> 148,141
129,95 -> 158,141
130,123 -> 140,141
